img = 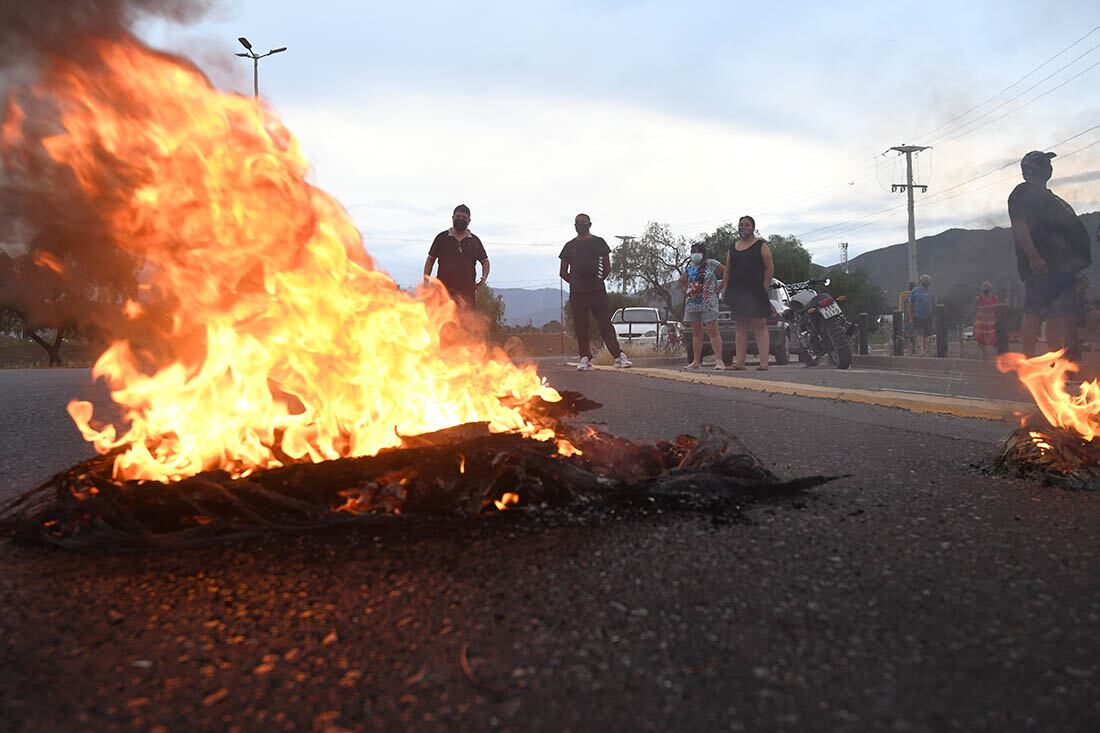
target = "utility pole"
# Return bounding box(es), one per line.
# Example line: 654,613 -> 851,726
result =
839,242 -> 849,274
235,37 -> 287,99
890,145 -> 930,288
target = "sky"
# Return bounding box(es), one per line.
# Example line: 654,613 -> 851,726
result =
138,0 -> 1100,291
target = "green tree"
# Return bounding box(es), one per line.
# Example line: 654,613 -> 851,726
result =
691,223 -> 737,263
826,268 -> 888,323
766,234 -> 812,283
474,282 -> 506,336
610,222 -> 687,317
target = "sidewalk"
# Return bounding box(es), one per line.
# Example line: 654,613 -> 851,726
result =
552,353 -> 1041,421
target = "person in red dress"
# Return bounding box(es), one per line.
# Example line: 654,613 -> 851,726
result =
972,281 -> 998,359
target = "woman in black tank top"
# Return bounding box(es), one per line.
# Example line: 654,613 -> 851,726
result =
722,216 -> 775,370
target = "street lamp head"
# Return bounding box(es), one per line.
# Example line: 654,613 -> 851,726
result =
234,52 -> 251,58
237,36 -> 252,51
269,47 -> 287,54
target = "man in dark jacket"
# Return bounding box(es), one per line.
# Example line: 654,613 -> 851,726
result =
1008,151 -> 1092,356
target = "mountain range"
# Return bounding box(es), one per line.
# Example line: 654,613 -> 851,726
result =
841,211 -> 1099,310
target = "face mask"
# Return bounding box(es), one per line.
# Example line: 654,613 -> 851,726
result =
453,219 -> 469,232
690,252 -> 703,265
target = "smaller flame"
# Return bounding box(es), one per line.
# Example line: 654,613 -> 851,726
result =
997,350 -> 1100,440
31,251 -> 65,275
1028,431 -> 1053,453
459,455 -> 466,474
493,492 -> 520,511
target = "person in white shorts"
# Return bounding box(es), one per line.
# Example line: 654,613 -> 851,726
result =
679,242 -> 726,369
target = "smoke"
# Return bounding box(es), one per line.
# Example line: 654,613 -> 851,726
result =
0,1 -> 216,68
0,1 -> 217,344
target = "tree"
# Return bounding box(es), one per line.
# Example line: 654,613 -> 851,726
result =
474,282 -> 506,336
610,222 -> 688,317
691,223 -> 738,263
766,235 -> 812,283
540,320 -> 562,334
825,267 -> 888,323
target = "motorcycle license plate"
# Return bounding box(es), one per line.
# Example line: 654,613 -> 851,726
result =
819,302 -> 842,318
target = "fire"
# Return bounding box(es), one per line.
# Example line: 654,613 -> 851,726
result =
494,492 -> 520,511
997,350 -> 1100,440
2,38 -> 562,482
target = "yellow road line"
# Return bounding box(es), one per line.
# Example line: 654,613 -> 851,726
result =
592,366 -> 1031,421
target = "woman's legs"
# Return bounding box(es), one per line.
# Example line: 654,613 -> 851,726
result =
752,317 -> 770,369
690,320 -> 704,367
734,318 -> 750,368
705,319 -> 724,366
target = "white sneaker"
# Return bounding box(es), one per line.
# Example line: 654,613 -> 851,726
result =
714,361 -> 727,370
577,356 -> 592,371
614,353 -> 633,369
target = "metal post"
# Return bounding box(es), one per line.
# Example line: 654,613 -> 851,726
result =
253,57 -> 259,99
892,310 -> 904,357
994,303 -> 1009,355
934,303 -> 948,358
858,313 -> 869,355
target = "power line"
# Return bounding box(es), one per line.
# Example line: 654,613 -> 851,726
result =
794,123 -> 1100,242
929,57 -> 1100,147
911,24 -> 1100,142
921,41 -> 1100,147
800,133 -> 1100,246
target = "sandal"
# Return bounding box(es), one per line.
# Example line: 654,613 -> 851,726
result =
730,365 -> 747,371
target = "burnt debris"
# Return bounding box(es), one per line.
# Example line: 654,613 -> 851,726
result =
1,392 -> 833,549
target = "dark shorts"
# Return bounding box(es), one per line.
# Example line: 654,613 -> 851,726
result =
1024,271 -> 1076,317
910,317 -> 933,337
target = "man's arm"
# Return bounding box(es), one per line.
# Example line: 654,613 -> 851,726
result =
559,259 -> 571,283
600,253 -> 612,281
478,258 -> 490,285
422,255 -> 436,283
1011,219 -> 1048,276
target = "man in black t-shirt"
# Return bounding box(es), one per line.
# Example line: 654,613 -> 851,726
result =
1008,151 -> 1091,356
423,204 -> 489,308
559,213 -> 630,370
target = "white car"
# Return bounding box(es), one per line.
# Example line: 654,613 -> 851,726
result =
610,307 -> 669,348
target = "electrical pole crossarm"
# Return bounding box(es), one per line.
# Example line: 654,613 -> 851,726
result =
889,144 -> 932,288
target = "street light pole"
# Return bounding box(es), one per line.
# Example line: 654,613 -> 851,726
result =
235,37 -> 287,100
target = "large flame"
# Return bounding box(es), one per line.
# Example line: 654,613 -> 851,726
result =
2,38 -> 560,482
997,350 -> 1100,440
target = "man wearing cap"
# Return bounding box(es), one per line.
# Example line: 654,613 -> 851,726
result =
424,204 -> 489,309
1008,151 -> 1092,356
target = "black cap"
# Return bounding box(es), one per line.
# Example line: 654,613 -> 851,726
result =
1021,150 -> 1056,173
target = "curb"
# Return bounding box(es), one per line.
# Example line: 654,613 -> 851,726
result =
594,366 -> 1032,421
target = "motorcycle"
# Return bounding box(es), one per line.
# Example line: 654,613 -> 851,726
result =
782,278 -> 856,369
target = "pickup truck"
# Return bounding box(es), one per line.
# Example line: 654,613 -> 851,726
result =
609,307 -> 671,349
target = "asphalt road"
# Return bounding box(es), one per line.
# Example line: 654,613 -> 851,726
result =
2,364 -> 1099,732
